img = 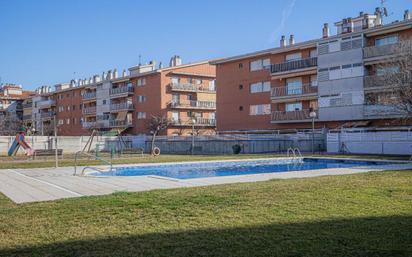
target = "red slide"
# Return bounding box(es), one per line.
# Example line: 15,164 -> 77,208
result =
16,133 -> 34,156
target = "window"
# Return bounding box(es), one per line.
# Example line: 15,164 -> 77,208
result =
137,78 -> 146,86
103,100 -> 107,105
239,84 -> 243,90
171,112 -> 179,121
72,105 -> 76,110
377,66 -> 400,76
67,106 -> 70,111
137,112 -> 146,119
66,118 -> 70,125
239,106 -> 244,111
58,106 -> 64,112
329,40 -> 340,52
375,35 -> 399,46
286,78 -> 302,95
58,119 -> 64,125
249,104 -> 271,115
285,53 -> 302,62
171,77 -> 179,85
239,63 -> 243,69
286,102 -> 302,112
187,78 -> 193,84
310,49 -> 317,57
250,58 -> 270,71
137,95 -> 146,103
250,81 -> 271,93
208,80 -> 215,91
126,82 -> 133,88
310,75 -> 318,86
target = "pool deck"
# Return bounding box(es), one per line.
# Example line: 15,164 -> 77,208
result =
1,157 -> 412,204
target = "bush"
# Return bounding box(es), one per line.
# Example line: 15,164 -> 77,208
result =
232,144 -> 242,154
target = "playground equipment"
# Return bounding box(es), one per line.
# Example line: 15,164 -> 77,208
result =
82,129 -> 128,155
8,132 -> 34,156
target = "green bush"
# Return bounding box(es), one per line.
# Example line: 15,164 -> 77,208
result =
232,144 -> 242,154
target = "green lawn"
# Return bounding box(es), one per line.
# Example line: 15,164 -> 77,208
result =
0,170 -> 411,256
0,153 -> 409,169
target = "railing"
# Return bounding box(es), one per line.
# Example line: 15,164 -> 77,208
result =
23,114 -> 32,120
170,100 -> 216,109
363,43 -> 400,59
83,106 -> 96,115
364,73 -> 408,89
363,104 -> 405,118
110,86 -> 134,96
110,102 -> 134,111
73,151 -> 113,176
271,84 -> 318,98
82,121 -> 97,128
109,119 -> 133,127
40,112 -> 54,119
170,83 -> 216,93
271,57 -> 317,74
22,103 -> 32,109
82,92 -> 96,100
37,100 -> 56,109
272,109 -> 318,121
171,118 -> 216,126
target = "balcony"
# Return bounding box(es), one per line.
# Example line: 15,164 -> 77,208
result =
363,104 -> 405,118
364,73 -> 407,90
110,86 -> 134,97
82,92 -> 96,101
82,121 -> 97,129
37,100 -> 56,109
271,109 -> 318,123
170,100 -> 216,110
109,119 -> 133,128
271,57 -> 317,74
23,114 -> 32,121
271,84 -> 318,100
170,83 -> 216,93
363,43 -> 400,60
171,118 -> 216,127
83,106 -> 96,115
40,112 -> 54,119
110,103 -> 134,112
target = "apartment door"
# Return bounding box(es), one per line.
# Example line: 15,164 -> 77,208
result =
171,111 -> 179,121
286,77 -> 302,95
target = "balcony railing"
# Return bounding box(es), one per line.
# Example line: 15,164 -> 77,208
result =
109,119 -> 133,128
363,104 -> 405,118
110,86 -> 134,96
271,57 -> 317,74
23,114 -> 32,120
110,103 -> 134,111
83,106 -> 96,115
364,73 -> 408,89
171,118 -> 216,126
40,112 -> 54,119
363,43 -> 401,59
170,100 -> 216,109
272,109 -> 318,122
82,92 -> 96,100
82,121 -> 97,129
271,84 -> 318,98
37,100 -> 56,109
170,83 -> 216,93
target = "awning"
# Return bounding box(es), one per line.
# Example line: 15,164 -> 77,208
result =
116,111 -> 127,121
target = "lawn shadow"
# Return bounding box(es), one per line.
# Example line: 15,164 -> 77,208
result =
1,216 -> 411,257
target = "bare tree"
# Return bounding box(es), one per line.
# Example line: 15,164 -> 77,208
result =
377,40 -> 412,120
147,115 -> 170,154
0,113 -> 23,136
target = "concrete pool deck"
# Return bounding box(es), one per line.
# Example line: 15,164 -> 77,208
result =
1,157 -> 412,204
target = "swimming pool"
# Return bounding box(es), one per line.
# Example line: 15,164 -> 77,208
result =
88,158 -> 395,179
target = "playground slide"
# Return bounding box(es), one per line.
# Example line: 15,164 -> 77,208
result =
19,140 -> 34,156
7,139 -> 20,156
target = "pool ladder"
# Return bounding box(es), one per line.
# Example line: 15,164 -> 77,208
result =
73,151 -> 114,176
287,147 -> 303,163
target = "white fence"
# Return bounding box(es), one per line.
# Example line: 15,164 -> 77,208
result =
327,129 -> 412,156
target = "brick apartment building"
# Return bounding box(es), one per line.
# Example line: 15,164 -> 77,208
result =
0,84 -> 33,130
211,8 -> 412,133
24,56 -> 216,136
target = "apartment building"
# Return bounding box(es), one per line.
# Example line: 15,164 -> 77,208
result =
212,8 -> 412,132
26,56 -> 217,136
0,84 -> 32,125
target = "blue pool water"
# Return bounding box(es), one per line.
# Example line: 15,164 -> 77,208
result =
89,158 -> 393,179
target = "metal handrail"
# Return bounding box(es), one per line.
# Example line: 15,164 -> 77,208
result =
73,151 -> 113,176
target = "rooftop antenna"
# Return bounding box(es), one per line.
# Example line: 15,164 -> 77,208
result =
379,0 -> 393,23
138,54 -> 142,65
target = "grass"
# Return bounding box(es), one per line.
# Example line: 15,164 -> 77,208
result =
0,170 -> 411,256
0,153 -> 409,170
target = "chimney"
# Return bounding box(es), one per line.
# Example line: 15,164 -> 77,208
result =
107,70 -> 112,80
122,69 -> 127,77
375,7 -> 382,26
102,71 -> 106,80
169,55 -> 182,67
404,10 -> 411,20
159,62 -> 163,69
280,35 -> 286,47
113,69 -> 118,79
322,23 -> 330,38
289,35 -> 295,46
359,11 -> 364,17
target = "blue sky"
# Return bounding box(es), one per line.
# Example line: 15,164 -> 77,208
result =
0,0 -> 409,89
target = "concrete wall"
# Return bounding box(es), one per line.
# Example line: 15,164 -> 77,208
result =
327,130 -> 412,155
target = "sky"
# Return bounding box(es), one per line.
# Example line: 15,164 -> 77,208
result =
0,0 -> 409,89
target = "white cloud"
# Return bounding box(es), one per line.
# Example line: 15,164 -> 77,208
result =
268,0 -> 297,45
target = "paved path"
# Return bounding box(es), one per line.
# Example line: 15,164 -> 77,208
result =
1,158 -> 411,204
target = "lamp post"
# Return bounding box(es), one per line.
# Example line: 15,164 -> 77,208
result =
53,114 -> 58,168
191,118 -> 196,155
309,110 -> 317,155
31,127 -> 36,150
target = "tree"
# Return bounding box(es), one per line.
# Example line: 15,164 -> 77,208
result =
378,40 -> 412,121
147,115 -> 170,155
0,113 -> 23,136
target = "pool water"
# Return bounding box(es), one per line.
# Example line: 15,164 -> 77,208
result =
89,158 -> 393,179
